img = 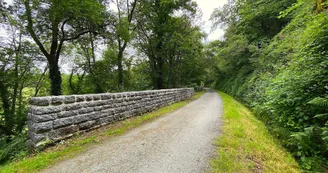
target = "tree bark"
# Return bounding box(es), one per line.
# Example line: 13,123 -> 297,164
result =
48,56 -> 62,95
89,33 -> 103,93
0,77 -> 13,135
34,65 -> 48,97
156,56 -> 164,89
117,47 -> 125,89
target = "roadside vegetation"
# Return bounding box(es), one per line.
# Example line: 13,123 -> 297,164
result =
212,92 -> 300,173
207,0 -> 328,171
0,91 -> 205,173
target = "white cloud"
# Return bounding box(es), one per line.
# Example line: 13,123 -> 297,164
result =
194,0 -> 228,42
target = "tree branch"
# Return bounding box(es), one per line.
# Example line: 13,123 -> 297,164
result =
56,19 -> 70,60
34,65 -> 48,97
116,0 -> 121,19
59,18 -> 71,40
63,30 -> 94,41
24,0 -> 49,57
128,0 -> 138,23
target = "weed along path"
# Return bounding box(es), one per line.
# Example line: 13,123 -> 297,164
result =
43,90 -> 223,173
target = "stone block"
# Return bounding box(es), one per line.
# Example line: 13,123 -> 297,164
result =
78,120 -> 97,130
48,125 -> 78,140
88,112 -> 100,120
76,95 -> 85,102
85,95 -> 93,101
100,109 -> 114,118
78,107 -> 94,114
53,117 -> 74,129
30,106 -> 61,115
28,121 -> 53,133
91,100 -> 105,106
31,113 -> 57,123
27,130 -> 47,143
101,94 -> 112,100
93,94 -> 101,101
98,116 -> 113,125
59,110 -> 78,118
85,101 -> 103,107
103,104 -> 114,109
63,104 -> 82,111
116,94 -> 123,99
74,114 -> 89,124
29,97 -> 50,106
94,106 -> 104,111
64,96 -> 76,104
51,96 -> 65,105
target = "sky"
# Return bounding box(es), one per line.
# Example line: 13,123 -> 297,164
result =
195,0 -> 228,42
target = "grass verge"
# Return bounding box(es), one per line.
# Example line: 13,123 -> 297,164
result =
211,91 -> 300,173
0,91 -> 205,173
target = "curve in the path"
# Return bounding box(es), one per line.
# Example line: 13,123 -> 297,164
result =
43,90 -> 223,173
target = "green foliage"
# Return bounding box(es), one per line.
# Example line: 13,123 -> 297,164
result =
279,2 -> 304,19
117,17 -> 132,43
0,135 -> 28,164
210,0 -> 328,171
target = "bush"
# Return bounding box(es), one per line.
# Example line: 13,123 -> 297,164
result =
0,134 -> 28,164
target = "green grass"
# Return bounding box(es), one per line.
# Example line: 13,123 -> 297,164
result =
0,91 -> 205,173
211,92 -> 301,173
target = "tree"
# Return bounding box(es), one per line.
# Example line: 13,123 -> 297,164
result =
0,5 -> 44,136
112,0 -> 138,90
163,17 -> 205,88
135,0 -> 198,89
23,0 -> 108,95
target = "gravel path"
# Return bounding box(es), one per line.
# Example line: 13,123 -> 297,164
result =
43,90 -> 223,173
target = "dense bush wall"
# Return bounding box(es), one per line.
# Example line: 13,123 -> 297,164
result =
210,0 -> 328,171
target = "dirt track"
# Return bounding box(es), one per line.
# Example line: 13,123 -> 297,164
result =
43,90 -> 223,173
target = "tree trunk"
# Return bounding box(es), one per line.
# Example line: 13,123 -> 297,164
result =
88,33 -> 103,93
48,56 -> 62,95
156,56 -> 164,89
0,78 -> 13,135
11,57 -> 19,116
68,69 -> 77,94
118,49 -> 124,89
167,55 -> 174,88
34,65 -> 48,97
156,71 -> 163,89
16,79 -> 26,133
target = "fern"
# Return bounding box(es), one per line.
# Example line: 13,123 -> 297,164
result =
314,113 -> 328,119
308,97 -> 328,107
0,136 -> 27,163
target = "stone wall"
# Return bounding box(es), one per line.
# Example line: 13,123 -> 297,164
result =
27,88 -> 194,148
